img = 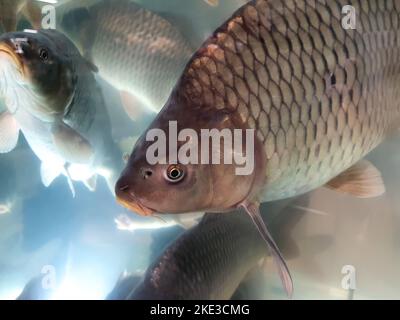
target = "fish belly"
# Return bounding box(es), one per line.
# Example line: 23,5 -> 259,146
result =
14,110 -> 64,167
182,0 -> 400,201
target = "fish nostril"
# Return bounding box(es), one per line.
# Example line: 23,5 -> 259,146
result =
143,169 -> 152,179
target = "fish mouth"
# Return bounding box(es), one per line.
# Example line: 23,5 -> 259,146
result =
0,42 -> 24,75
116,193 -> 155,217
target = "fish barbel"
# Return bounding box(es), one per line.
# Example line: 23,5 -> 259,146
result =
117,0 -> 400,297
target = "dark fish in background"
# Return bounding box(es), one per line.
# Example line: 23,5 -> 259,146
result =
60,0 -> 193,117
15,241 -> 70,300
110,198 -> 300,300
106,271 -> 143,300
117,0 -> 400,296
16,274 -> 54,300
0,29 -> 123,196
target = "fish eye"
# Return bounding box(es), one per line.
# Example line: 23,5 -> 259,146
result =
165,165 -> 185,183
39,48 -> 49,61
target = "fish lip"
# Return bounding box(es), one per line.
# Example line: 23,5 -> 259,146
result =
116,193 -> 155,217
0,42 -> 24,75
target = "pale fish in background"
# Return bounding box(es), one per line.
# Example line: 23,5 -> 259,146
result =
116,0 -> 400,297
60,0 -> 194,118
115,212 -> 203,232
0,29 -> 123,196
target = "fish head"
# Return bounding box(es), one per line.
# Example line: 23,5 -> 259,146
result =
116,94 -> 265,216
0,30 -> 80,116
116,152 -> 214,216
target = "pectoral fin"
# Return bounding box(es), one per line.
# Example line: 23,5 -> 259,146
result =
40,162 -> 62,187
0,112 -> 19,153
241,202 -> 293,298
52,122 -> 93,164
325,160 -> 385,198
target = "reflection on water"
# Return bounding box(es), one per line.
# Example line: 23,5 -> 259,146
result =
0,0 -> 400,300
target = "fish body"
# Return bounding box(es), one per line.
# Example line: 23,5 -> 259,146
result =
0,29 -> 123,195
60,0 -> 193,113
127,198 -> 295,300
149,0 -> 400,201
129,211 -> 265,299
117,0 -> 400,296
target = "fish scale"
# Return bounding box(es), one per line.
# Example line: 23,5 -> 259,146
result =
179,0 -> 400,201
116,0 -> 400,296
67,0 -> 194,112
129,210 -> 267,300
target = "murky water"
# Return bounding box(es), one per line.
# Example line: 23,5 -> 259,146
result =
0,0 -> 399,300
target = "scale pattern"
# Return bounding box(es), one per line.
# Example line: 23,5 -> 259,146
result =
180,0 -> 400,200
129,211 -> 266,300
89,0 -> 193,111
